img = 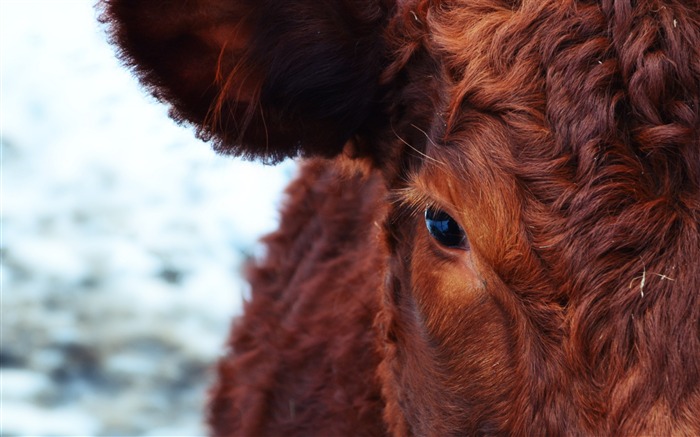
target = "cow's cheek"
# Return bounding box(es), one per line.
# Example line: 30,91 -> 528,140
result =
396,217 -> 517,430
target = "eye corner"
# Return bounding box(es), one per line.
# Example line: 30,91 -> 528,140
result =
424,206 -> 469,251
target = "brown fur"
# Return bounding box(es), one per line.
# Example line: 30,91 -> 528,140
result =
100,0 -> 700,434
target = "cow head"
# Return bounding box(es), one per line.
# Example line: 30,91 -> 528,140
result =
100,0 -> 700,434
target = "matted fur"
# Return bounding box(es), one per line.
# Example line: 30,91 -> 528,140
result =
100,0 -> 700,435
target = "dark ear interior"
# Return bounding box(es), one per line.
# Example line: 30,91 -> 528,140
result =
99,0 -> 391,163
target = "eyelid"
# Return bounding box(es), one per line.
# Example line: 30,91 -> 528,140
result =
396,185 -> 461,221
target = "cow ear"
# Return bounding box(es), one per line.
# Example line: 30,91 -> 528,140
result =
99,0 -> 391,163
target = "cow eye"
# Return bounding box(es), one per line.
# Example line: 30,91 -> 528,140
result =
425,207 -> 468,249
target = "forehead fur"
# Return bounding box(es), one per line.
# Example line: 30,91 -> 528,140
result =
419,0 -> 700,272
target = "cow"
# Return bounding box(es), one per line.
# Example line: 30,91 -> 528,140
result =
99,0 -> 700,434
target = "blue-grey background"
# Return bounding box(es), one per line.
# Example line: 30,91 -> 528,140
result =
1,1 -> 293,434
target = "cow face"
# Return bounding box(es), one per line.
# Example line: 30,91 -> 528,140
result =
379,1 -> 700,434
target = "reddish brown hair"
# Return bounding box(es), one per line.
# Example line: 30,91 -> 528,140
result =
100,0 -> 700,434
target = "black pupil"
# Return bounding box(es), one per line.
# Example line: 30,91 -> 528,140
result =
425,207 -> 467,249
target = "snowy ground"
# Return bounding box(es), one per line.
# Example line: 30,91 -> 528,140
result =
1,1 -> 294,435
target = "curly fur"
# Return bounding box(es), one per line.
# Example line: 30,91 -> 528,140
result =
100,0 -> 700,434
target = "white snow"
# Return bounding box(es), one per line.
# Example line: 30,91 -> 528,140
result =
1,0 -> 294,435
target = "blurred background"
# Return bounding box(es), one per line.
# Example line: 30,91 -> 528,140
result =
1,1 -> 294,435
